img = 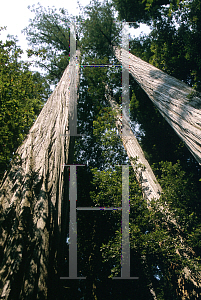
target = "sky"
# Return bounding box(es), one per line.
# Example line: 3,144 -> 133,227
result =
0,0 -> 90,54
0,0 -> 150,65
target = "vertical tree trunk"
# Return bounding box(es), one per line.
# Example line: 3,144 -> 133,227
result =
105,88 -> 201,299
114,46 -> 201,165
0,51 -> 80,299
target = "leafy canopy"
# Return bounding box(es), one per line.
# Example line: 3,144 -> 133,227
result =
0,28 -> 50,180
22,4 -> 73,84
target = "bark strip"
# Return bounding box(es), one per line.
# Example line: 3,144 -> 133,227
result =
0,51 -> 80,299
114,46 -> 201,165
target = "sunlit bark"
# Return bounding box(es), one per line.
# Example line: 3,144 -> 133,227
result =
114,46 -> 201,165
0,51 -> 80,299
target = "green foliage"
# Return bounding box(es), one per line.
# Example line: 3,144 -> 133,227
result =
128,1 -> 201,91
75,55 -> 126,169
22,4 -> 72,84
89,165 -> 198,298
111,0 -> 179,24
93,107 -> 127,168
0,32 -> 49,180
152,161 -> 201,254
80,0 -> 121,59
154,161 -> 200,215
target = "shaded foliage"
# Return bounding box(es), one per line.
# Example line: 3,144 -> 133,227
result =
0,31 -> 50,180
111,0 -> 180,24
79,0 -> 121,59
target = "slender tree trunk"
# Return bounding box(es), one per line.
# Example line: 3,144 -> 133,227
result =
0,51 -> 80,299
105,88 -> 201,299
114,46 -> 201,165
105,85 -> 162,203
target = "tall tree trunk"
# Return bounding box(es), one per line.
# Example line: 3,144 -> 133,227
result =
105,88 -> 201,299
105,84 -> 162,203
0,51 -> 80,299
114,46 -> 201,165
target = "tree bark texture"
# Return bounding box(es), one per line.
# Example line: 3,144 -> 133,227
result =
105,88 -> 201,298
114,47 -> 201,165
105,85 -> 162,203
0,50 -> 80,299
